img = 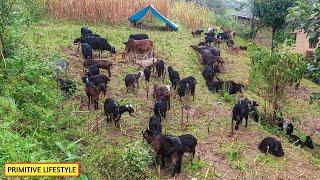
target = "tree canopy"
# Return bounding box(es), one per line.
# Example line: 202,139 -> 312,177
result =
250,0 -> 295,50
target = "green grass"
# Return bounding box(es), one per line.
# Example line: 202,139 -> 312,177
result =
1,19 -> 320,179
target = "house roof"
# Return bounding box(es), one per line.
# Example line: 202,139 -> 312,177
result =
234,7 -> 253,19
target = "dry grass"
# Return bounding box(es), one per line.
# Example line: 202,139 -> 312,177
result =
47,0 -> 214,29
170,1 -> 215,29
47,0 -> 169,24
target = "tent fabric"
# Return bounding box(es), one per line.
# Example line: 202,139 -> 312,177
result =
128,5 -> 178,31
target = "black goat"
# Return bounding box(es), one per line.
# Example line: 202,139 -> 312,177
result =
231,98 -> 259,134
143,66 -> 152,82
156,60 -> 165,79
149,115 -> 162,134
104,98 -> 134,128
239,46 -> 247,50
168,66 -> 180,89
75,36 -> 116,57
206,80 -> 243,94
289,134 -> 302,146
177,76 -> 197,100
304,136 -> 314,149
205,36 -> 214,44
277,118 -> 294,135
124,34 -> 149,44
81,27 -> 93,36
125,71 -> 143,92
258,137 -> 284,157
154,96 -> 168,119
81,43 -> 93,60
178,134 -> 197,158
289,135 -> 314,149
57,77 -> 76,96
87,63 -> 100,77
143,129 -> 183,177
202,65 -> 219,83
225,81 -> 243,94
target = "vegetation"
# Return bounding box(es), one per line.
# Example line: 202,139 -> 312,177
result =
170,1 -> 215,29
0,0 -> 320,179
250,0 -> 295,51
248,44 -> 306,120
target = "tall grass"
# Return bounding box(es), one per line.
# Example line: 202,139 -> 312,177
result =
47,0 -> 169,24
47,0 -> 215,29
170,1 -> 215,29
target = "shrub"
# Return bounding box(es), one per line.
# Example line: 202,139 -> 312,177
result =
248,43 -> 306,121
121,140 -> 153,179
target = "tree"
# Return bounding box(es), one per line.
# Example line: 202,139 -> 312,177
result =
250,0 -> 295,51
248,44 -> 306,121
287,2 -> 320,47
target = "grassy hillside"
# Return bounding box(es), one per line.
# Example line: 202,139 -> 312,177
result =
8,19 -> 318,179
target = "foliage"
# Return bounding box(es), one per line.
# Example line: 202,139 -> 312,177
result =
248,44 -> 306,120
250,0 -> 295,50
0,0 -> 46,57
287,2 -> 320,66
121,140 -> 153,179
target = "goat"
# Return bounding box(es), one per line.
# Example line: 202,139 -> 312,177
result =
177,76 -> 197,100
168,66 -> 180,89
192,29 -> 204,37
178,134 -> 197,158
104,98 -> 134,128
258,137 -> 284,157
142,129 -> 184,177
231,98 -> 259,134
82,74 -> 110,96
57,77 -> 76,96
153,84 -> 171,110
125,71 -> 143,92
123,39 -> 155,59
85,81 -> 103,110
156,60 -> 165,79
149,115 -> 162,134
143,66 -> 152,82
87,63 -> 100,77
83,59 -> 113,77
81,43 -> 93,60
154,96 -> 168,119
202,65 -> 219,83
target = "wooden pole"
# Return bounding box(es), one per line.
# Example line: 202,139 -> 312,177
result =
181,106 -> 184,130
146,82 -> 149,99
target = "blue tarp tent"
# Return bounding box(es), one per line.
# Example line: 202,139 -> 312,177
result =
128,5 -> 178,31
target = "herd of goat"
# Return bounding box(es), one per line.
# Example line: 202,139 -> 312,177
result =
50,26 -> 315,177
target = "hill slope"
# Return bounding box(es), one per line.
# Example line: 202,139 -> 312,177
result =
23,20 -> 320,179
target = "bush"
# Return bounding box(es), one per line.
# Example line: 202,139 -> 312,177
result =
248,44 -> 306,120
121,140 -> 153,179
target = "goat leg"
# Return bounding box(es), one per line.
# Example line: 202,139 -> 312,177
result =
245,116 -> 248,128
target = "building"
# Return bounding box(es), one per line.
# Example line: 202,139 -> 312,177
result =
295,29 -> 319,56
233,7 -> 253,22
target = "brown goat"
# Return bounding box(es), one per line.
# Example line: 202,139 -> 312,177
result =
123,39 -> 155,59
83,59 -> 113,77
153,84 -> 171,110
85,82 -> 103,110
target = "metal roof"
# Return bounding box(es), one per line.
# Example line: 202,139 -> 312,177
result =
234,7 -> 253,19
